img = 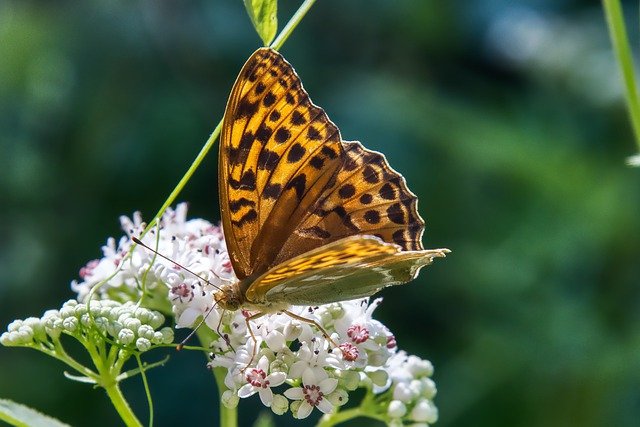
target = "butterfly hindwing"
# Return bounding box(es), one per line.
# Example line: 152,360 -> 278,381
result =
220,48 -> 345,279
245,236 -> 449,306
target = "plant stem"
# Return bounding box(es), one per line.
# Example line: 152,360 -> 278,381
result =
270,0 -> 317,51
213,367 -> 238,427
317,407 -> 365,427
602,0 -> 640,151
103,381 -> 143,427
142,119 -> 223,236
195,328 -> 238,427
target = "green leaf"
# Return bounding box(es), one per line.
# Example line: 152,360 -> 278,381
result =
0,399 -> 71,427
243,0 -> 278,46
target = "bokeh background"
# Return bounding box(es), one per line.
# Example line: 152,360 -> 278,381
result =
1,0 -> 639,426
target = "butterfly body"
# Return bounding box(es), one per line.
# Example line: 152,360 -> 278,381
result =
217,48 -> 449,312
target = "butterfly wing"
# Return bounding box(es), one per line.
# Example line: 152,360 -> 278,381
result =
245,235 -> 449,306
273,140 -> 427,267
219,48 -> 345,279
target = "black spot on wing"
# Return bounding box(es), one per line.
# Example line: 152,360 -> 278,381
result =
338,184 -> 356,199
229,169 -> 257,191
379,183 -> 396,200
359,193 -> 373,204
255,123 -> 273,144
263,183 -> 282,199
309,155 -> 324,170
269,110 -> 281,122
231,209 -> 258,226
363,165 -> 379,183
307,126 -> 322,141
236,99 -> 259,119
229,198 -> 256,213
321,146 -> 338,159
364,210 -> 380,224
275,128 -> 291,144
287,143 -> 306,163
291,111 -> 307,125
387,203 -> 405,224
285,174 -> 306,201
258,149 -> 280,171
263,92 -> 276,107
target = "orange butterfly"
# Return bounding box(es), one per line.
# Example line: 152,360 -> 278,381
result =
214,48 -> 449,317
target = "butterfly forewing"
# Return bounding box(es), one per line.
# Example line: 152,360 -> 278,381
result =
220,48 -> 345,279
245,236 -> 449,306
220,48 -> 447,299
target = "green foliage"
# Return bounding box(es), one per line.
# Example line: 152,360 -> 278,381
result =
0,1 -> 638,427
244,0 -> 278,46
0,399 -> 70,427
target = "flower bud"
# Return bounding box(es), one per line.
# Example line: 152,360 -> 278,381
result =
159,327 -> 174,344
137,324 -> 154,340
420,378 -> 437,399
118,328 -> 135,345
221,390 -> 239,409
136,337 -> 151,352
368,369 -> 389,387
123,318 -> 142,332
270,394 -> 288,415
388,400 -> 407,418
338,370 -> 360,391
7,320 -> 23,332
327,388 -> 348,407
410,399 -> 438,423
62,317 -> 78,333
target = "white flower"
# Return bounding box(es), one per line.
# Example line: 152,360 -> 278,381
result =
61,204 -> 440,421
284,370 -> 339,419
237,355 -> 286,407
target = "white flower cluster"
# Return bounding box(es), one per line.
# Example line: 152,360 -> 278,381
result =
66,203 -> 438,423
0,299 -> 173,353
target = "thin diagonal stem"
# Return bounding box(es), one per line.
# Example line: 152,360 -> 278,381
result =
270,0 -> 317,51
603,0 -> 640,151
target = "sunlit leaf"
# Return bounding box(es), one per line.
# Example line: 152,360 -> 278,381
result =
243,0 -> 278,46
0,399 -> 71,427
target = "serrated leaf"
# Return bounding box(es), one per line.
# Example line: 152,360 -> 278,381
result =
243,0 -> 278,46
0,399 -> 71,427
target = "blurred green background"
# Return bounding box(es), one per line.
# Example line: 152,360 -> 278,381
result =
1,0 -> 639,426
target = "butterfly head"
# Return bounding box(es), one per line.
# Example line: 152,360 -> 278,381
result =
213,282 -> 244,311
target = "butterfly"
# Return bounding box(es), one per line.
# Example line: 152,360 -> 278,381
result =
215,48 -> 449,315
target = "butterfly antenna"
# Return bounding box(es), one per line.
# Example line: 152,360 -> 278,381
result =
176,300 -> 222,351
131,236 -> 226,292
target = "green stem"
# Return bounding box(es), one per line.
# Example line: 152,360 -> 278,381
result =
270,0 -> 317,51
603,0 -> 640,151
135,0 -> 317,234
103,381 -> 143,427
195,328 -> 238,427
141,119 -> 223,236
214,367 -> 238,427
317,407 -> 366,427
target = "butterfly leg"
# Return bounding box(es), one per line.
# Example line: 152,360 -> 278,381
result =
242,311 -> 266,371
283,310 -> 341,351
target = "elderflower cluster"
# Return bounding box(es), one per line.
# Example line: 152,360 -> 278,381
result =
0,299 -> 173,353
66,203 -> 438,422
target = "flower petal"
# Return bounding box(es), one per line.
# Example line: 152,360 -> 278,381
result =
237,384 -> 257,398
296,401 -> 313,419
318,378 -> 338,394
317,398 -> 334,414
267,371 -> 286,387
258,388 -> 273,407
284,386 -> 303,400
